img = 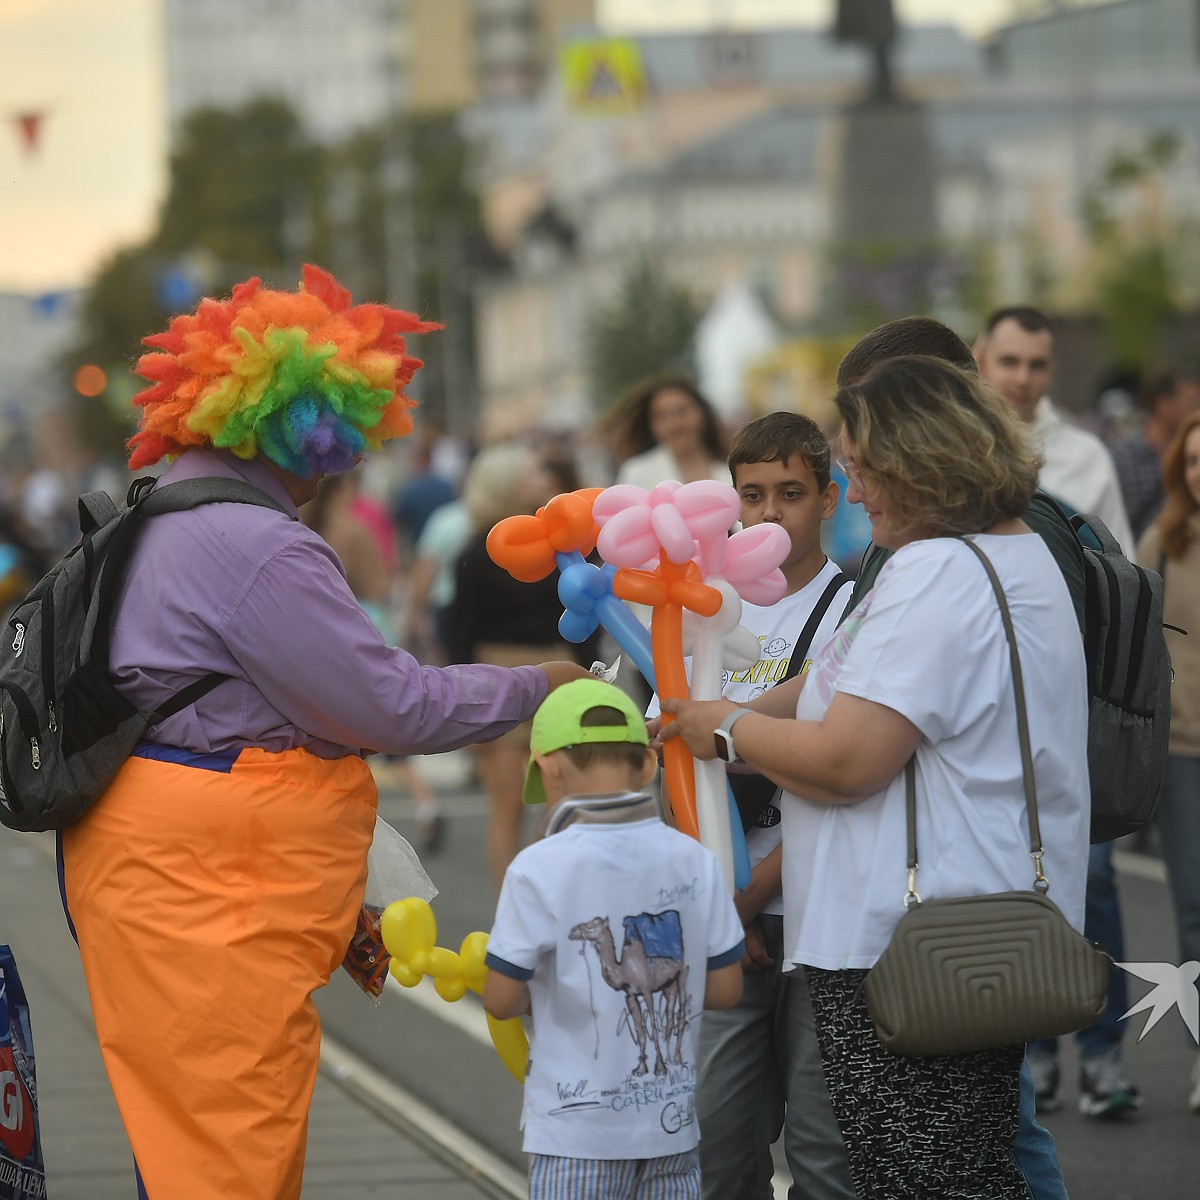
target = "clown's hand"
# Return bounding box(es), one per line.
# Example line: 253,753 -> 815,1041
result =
659,697 -> 737,761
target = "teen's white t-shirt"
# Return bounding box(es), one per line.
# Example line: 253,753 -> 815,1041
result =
646,559 -> 854,916
486,806 -> 744,1160
722,560 -> 854,916
781,534 -> 1090,972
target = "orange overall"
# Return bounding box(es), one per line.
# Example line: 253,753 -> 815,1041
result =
60,746 -> 377,1200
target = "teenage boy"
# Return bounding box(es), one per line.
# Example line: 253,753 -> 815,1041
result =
484,679 -> 745,1200
653,412 -> 857,1200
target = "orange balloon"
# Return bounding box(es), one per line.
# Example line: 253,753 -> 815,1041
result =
539,491 -> 599,555
487,489 -> 604,583
651,587 -> 699,841
487,515 -> 557,583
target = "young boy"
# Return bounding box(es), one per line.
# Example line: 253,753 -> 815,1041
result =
483,678 -> 745,1200
687,412 -> 857,1200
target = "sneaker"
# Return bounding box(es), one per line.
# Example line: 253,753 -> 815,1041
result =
1027,1050 -> 1061,1113
1190,1052 -> 1200,1114
1079,1048 -> 1142,1119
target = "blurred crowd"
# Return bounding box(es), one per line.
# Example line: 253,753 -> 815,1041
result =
1,331 -> 1197,899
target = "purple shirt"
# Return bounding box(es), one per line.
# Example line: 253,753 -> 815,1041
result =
110,449 -> 549,759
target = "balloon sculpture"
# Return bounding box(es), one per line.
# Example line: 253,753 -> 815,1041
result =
381,896 -> 528,1082
488,481 -> 790,892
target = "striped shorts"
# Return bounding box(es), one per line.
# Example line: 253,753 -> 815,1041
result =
528,1149 -> 701,1200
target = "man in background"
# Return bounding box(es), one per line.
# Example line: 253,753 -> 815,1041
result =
977,304 -> 1141,1121
975,306 -> 1135,554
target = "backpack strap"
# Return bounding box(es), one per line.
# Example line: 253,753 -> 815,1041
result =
778,569 -> 851,685
137,477 -> 295,519
79,491 -> 121,537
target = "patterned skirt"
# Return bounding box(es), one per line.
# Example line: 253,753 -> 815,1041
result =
804,966 -> 1032,1200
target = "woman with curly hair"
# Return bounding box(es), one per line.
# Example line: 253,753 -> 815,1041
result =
1137,408 -> 1200,1113
58,266 -> 587,1200
664,356 -> 1090,1198
602,373 -> 730,490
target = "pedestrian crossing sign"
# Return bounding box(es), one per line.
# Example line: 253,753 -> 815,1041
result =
560,39 -> 647,115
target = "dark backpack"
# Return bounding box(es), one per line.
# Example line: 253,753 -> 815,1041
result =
0,476 -> 290,833
1062,508 -> 1173,843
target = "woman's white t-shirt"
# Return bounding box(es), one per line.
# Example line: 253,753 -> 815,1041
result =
781,533 -> 1090,973
616,446 -> 731,492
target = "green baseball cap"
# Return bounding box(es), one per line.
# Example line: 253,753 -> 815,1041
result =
523,678 -> 650,806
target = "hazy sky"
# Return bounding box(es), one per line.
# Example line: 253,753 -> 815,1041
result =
0,0 -> 1019,293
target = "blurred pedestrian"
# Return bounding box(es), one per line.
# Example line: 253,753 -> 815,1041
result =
1136,408 -> 1200,1113
976,304 -> 1140,1118
305,470 -> 443,850
601,373 -> 731,491
447,442 -> 592,886
391,428 -> 456,559
1113,369 -> 1200,541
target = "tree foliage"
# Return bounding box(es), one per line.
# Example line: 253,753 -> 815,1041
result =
157,99 -> 320,269
65,102 -> 485,454
585,259 -> 700,411
1080,132 -> 1183,369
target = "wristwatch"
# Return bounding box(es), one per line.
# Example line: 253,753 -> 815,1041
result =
713,708 -> 753,763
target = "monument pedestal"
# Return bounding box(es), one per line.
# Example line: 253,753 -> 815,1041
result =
825,99 -> 942,328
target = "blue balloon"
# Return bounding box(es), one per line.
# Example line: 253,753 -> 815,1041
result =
555,552 -> 656,687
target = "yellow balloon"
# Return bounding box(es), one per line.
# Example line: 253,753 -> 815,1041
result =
379,899 -> 528,1082
381,897 -> 437,960
435,976 -> 468,1003
486,1011 -> 529,1083
459,932 -> 489,995
387,959 -> 422,988
427,946 -> 462,981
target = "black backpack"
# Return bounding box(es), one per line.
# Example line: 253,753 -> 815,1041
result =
1058,507 -> 1174,843
0,476 -> 290,833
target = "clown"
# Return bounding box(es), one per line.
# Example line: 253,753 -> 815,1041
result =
59,266 -> 588,1200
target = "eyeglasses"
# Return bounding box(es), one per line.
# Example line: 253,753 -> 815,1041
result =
836,457 -> 864,490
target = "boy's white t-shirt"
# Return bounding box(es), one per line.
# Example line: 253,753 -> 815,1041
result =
782,534 -> 1090,972
486,799 -> 744,1161
648,558 -> 853,916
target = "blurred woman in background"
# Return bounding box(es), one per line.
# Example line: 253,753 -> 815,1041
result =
448,442 -> 593,885
1137,408 -> 1200,1114
602,373 -> 731,490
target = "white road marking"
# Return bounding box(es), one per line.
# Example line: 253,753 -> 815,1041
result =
319,1030 -> 526,1198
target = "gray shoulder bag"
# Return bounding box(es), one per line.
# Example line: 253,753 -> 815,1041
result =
862,537 -> 1109,1057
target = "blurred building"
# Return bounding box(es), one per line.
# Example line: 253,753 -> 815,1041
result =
990,0 -> 1200,79
471,5 -> 1200,435
471,21 -> 984,436
163,0 -> 596,140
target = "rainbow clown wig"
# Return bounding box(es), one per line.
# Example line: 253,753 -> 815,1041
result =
128,264 -> 440,477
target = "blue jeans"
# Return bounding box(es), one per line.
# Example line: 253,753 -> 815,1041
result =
1030,840 -> 1129,1060
694,915 -> 854,1200
1015,1060 -> 1069,1199
1159,755 -> 1200,1007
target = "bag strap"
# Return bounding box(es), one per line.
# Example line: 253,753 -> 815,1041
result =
779,569 -> 850,685
902,536 -> 1049,908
